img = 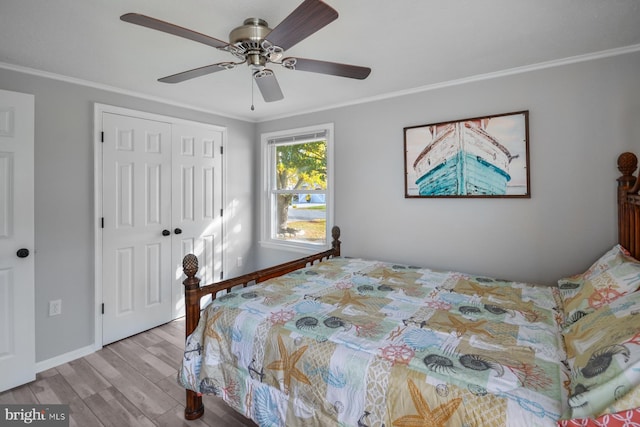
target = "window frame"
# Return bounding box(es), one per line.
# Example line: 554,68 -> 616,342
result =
260,123 -> 334,253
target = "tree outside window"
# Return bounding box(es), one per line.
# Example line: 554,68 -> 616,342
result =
262,124 -> 333,251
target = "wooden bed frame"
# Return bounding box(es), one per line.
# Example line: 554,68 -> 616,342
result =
618,152 -> 640,259
180,151 -> 640,420
181,226 -> 341,419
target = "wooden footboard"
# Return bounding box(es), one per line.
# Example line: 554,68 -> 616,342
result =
181,225 -> 341,420
618,152 -> 640,260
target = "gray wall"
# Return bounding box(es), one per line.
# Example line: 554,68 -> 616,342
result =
256,51 -> 640,285
0,68 -> 255,362
1,49 -> 639,364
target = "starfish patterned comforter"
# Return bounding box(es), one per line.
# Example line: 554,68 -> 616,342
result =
179,257 -> 571,426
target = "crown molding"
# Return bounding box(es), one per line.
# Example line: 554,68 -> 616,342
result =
2,43 -> 640,124
0,61 -> 250,122
261,43 -> 640,122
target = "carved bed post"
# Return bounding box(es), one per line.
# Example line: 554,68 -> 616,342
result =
331,225 -> 341,256
182,254 -> 204,420
617,152 -> 638,256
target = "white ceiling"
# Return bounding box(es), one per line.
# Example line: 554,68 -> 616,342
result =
1,1 -> 639,122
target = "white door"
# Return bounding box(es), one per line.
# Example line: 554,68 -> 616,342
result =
0,89 -> 35,391
171,124 -> 223,317
102,113 -> 172,345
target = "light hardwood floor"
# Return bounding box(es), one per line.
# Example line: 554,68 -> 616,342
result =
0,319 -> 257,427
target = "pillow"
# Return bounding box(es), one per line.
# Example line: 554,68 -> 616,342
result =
558,245 -> 632,288
562,290 -> 640,420
558,245 -> 640,328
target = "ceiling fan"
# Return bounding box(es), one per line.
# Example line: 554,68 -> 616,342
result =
120,0 -> 371,104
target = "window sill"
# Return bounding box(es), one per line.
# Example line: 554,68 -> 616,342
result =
258,239 -> 329,255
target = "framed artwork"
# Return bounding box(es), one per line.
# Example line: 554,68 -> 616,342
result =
404,111 -> 530,198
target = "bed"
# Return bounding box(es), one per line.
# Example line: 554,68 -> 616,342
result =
178,152 -> 640,426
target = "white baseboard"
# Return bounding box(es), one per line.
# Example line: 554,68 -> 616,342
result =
35,344 -> 96,373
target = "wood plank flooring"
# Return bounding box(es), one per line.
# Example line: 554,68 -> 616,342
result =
0,319 -> 258,427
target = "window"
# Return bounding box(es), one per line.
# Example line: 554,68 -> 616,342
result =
261,123 -> 333,252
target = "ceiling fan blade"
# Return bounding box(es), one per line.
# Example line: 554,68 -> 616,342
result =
158,63 -> 231,84
265,0 -> 338,51
254,70 -> 284,102
282,57 -> 371,80
120,13 -> 228,49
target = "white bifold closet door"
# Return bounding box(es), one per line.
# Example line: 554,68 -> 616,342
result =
101,112 -> 222,345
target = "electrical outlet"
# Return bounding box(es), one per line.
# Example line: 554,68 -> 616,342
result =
237,256 -> 243,267
49,299 -> 62,316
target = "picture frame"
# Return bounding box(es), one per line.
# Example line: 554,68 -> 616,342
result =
404,111 -> 530,198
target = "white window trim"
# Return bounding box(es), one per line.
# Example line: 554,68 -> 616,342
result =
260,123 -> 334,254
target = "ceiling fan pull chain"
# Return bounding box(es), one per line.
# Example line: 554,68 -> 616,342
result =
251,73 -> 255,111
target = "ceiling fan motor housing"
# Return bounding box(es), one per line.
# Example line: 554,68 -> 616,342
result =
229,18 -> 273,68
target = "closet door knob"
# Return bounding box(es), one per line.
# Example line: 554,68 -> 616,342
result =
16,248 -> 30,258
162,229 -> 171,236
174,228 -> 182,235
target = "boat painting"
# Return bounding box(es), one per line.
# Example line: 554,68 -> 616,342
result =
404,111 -> 529,198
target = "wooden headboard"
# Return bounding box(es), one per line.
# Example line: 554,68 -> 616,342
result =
618,152 -> 640,259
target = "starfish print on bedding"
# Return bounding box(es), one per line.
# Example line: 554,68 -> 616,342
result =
464,281 -> 499,297
325,289 -> 368,308
392,378 -> 461,427
447,314 -> 493,338
204,309 -> 224,341
562,323 -> 595,350
266,334 -> 311,394
377,268 -> 406,282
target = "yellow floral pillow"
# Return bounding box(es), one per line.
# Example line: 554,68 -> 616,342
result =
558,245 -> 640,328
